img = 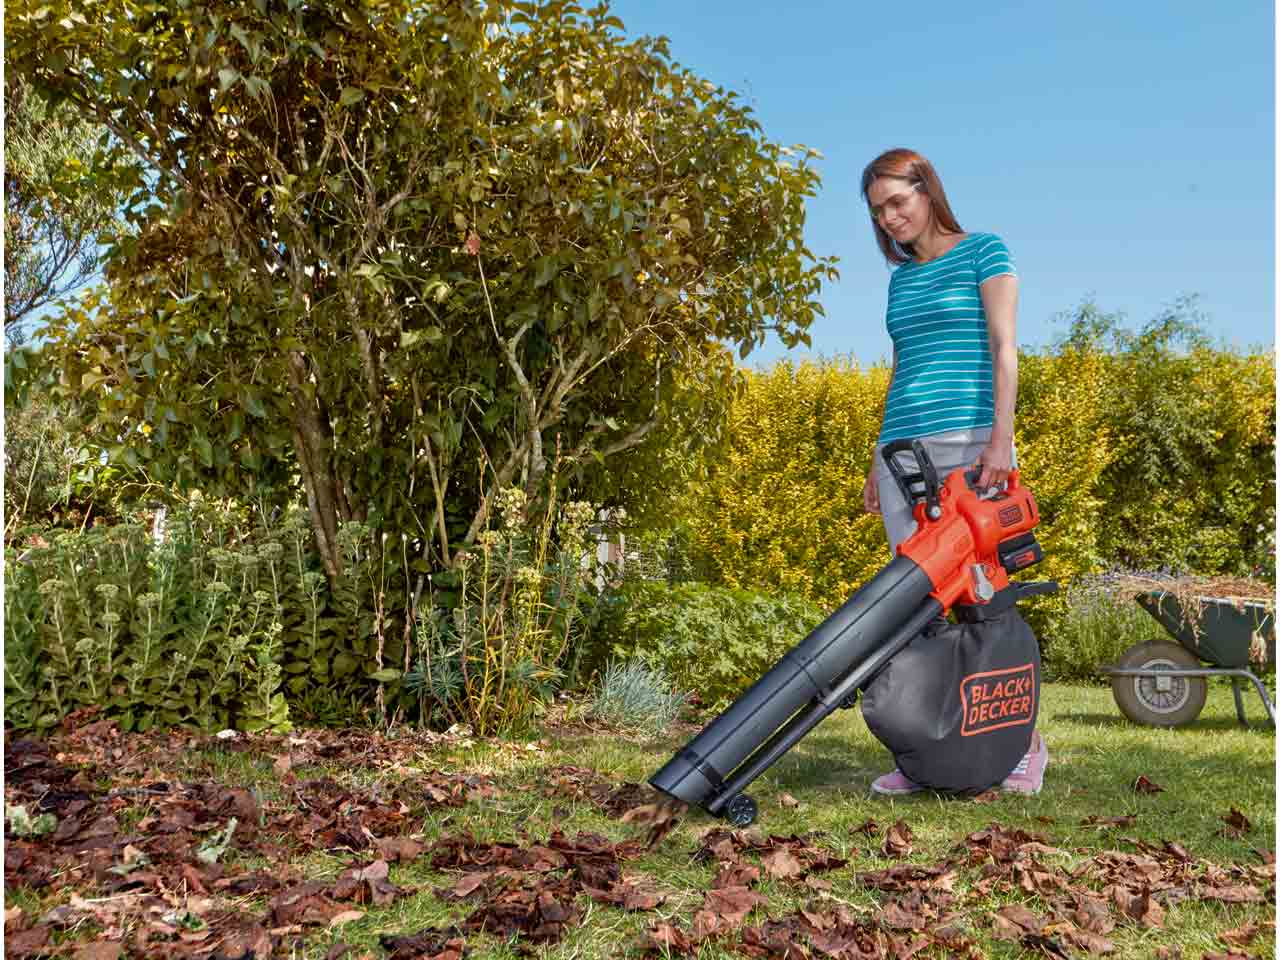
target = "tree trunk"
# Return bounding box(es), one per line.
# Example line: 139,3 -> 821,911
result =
287,350 -> 343,581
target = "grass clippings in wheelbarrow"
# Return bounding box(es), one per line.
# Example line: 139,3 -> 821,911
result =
1102,573 -> 1274,648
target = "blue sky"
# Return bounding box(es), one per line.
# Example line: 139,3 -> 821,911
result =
608,0 -> 1276,366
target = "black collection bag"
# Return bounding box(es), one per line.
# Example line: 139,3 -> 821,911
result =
860,604 -> 1041,793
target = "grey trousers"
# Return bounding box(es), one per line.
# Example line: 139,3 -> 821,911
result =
874,427 -> 1018,555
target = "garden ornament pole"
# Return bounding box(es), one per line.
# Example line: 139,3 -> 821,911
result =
649,439 -> 1055,826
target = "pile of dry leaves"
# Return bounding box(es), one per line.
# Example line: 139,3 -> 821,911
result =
3,716 -> 1275,960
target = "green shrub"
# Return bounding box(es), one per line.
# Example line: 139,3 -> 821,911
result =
5,516 -> 293,733
404,491 -> 599,736
2,390 -> 88,534
588,580 -> 825,705
678,357 -> 893,608
590,659 -> 686,733
1042,575 -> 1168,682
2,496 -> 408,733
1049,300 -> 1276,577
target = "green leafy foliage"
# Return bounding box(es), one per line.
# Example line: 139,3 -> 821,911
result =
2,498 -> 407,733
4,804 -> 57,838
1,389 -> 93,536
2,74 -> 124,339
1057,299 -> 1276,575
7,0 -> 836,586
588,580 -> 825,705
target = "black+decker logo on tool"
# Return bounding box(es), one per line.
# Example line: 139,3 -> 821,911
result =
998,504 -> 1024,527
959,663 -> 1036,736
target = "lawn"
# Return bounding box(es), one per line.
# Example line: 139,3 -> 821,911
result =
4,681 -> 1274,959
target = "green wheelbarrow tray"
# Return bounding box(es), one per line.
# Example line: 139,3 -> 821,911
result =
1100,591 -> 1276,728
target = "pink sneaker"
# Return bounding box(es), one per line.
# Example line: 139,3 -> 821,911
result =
871,768 -> 924,796
1001,731 -> 1048,795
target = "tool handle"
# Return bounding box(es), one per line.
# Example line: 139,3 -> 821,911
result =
880,439 -> 942,517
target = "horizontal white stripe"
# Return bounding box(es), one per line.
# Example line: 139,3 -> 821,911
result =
888,306 -> 986,327
884,397 -> 995,418
890,316 -> 986,335
894,266 -> 974,289
894,332 -> 988,350
895,359 -> 993,376
889,290 -> 981,311
978,267 -> 1017,283
891,381 -> 988,396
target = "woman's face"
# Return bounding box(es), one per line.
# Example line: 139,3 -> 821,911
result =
866,176 -> 930,246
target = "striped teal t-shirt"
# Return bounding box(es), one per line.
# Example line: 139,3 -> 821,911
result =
878,232 -> 1016,445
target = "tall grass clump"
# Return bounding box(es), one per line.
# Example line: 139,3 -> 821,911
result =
590,659 -> 687,733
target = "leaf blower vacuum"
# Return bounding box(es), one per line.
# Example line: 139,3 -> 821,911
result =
648,439 -> 1057,826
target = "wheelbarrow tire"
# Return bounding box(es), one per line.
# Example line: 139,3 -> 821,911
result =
1111,641 -> 1207,727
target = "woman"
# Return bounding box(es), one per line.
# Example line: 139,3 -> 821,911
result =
859,147 -> 1046,796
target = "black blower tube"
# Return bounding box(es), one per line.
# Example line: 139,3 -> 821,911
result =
650,554 -> 938,812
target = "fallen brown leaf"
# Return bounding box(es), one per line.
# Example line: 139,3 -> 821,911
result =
1021,932 -> 1073,957
1082,815 -> 1137,828
995,902 -> 1043,934
1218,920 -> 1262,947
779,792 -> 800,809
375,834 -> 426,863
1110,884 -> 1164,928
1197,882 -> 1264,904
380,928 -> 467,960
703,885 -> 768,925
712,861 -> 760,888
639,921 -> 696,955
271,881 -> 350,926
760,847 -> 805,880
1218,807 -> 1253,839
1069,892 -> 1115,935
74,942 -> 124,960
1132,775 -> 1164,794
882,819 -> 914,859
1052,919 -> 1116,956
619,797 -> 687,848
4,924 -> 51,958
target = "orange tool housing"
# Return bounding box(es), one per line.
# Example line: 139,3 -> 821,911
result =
897,469 -> 1041,612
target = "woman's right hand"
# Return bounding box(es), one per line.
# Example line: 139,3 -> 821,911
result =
863,470 -> 880,514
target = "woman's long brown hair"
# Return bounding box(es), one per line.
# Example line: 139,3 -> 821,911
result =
860,148 -> 963,265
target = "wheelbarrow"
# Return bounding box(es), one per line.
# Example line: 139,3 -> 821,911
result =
1100,591 -> 1275,728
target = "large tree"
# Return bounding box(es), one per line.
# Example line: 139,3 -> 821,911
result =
7,0 -> 836,580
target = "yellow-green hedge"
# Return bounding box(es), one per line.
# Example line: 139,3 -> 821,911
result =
681,359 -> 892,606
681,351 -> 1118,613
675,344 -> 1273,626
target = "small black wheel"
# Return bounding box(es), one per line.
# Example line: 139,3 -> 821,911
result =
1111,640 -> 1207,727
723,793 -> 758,827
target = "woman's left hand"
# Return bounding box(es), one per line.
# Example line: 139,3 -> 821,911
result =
974,441 -> 1013,491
